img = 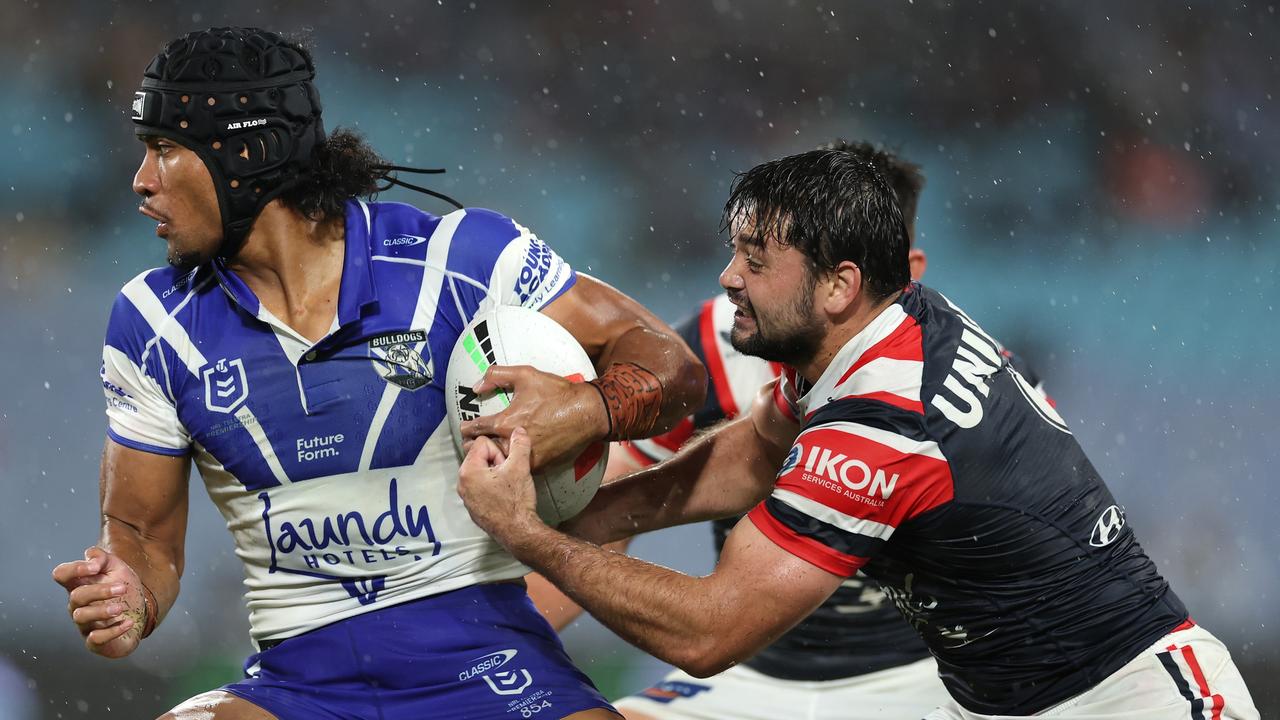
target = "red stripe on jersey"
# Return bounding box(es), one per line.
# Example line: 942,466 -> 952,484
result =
620,419 -> 693,466
774,426 -> 953,531
621,441 -> 660,468
837,315 -> 923,386
699,299 -> 739,418
650,417 -> 695,454
747,503 -> 867,576
768,366 -> 798,422
641,688 -> 679,699
836,391 -> 925,416
773,377 -> 799,422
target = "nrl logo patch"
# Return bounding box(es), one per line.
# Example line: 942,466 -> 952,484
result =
368,330 -> 432,391
203,357 -> 250,414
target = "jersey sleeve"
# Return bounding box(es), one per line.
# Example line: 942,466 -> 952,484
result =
442,208 -> 577,316
101,289 -> 191,456
620,417 -> 696,467
772,365 -> 803,422
622,308 -> 706,465
747,413 -> 954,576
1002,348 -> 1055,407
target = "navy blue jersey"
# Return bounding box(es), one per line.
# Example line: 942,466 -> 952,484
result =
101,201 -> 577,642
626,295 -> 931,681
750,282 -> 1187,714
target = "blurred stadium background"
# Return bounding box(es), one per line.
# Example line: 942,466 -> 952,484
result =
1,1 -> 1276,717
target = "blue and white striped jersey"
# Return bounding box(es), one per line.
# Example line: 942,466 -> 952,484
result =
100,200 -> 576,643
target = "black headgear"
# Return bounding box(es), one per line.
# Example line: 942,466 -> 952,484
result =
131,27 -> 325,254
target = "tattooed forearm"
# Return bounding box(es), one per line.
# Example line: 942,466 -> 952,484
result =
591,362 -> 664,440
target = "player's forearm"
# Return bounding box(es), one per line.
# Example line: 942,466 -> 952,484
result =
99,515 -> 182,631
524,538 -> 630,631
510,522 -> 739,676
593,324 -> 705,438
564,415 -> 779,544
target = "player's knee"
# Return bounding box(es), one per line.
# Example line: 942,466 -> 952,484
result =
159,690 -> 277,720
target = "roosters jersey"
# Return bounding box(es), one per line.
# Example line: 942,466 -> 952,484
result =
625,295 -> 932,680
624,295 -> 780,466
748,282 -> 1188,715
100,201 -> 576,643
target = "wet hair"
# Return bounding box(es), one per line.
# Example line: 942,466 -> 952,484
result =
722,147 -> 912,301
277,126 -> 388,222
819,140 -> 926,244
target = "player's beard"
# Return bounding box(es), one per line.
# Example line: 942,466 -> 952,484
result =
729,273 -> 823,366
167,247 -> 209,272
166,233 -> 223,272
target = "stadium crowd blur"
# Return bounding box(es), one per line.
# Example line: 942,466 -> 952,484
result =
1,1 -> 1275,716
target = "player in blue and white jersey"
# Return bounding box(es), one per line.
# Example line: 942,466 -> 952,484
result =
51,27 -> 704,720
460,147 -> 1260,718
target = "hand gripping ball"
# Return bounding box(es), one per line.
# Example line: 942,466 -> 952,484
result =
445,306 -> 608,525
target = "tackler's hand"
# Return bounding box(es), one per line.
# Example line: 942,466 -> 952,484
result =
457,428 -> 542,549
459,365 -> 609,471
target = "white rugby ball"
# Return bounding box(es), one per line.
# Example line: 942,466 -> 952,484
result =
445,305 -> 608,525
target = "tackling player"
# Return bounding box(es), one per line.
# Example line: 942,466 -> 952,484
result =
50,27 -> 704,720
528,142 -> 963,719
459,147 -> 1261,719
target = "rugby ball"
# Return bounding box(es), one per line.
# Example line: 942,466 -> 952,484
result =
445,305 -> 608,525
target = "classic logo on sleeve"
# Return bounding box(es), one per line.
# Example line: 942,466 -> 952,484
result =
382,234 -> 428,247
368,330 -> 433,391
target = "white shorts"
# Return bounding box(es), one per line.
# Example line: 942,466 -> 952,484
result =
925,623 -> 1259,720
612,657 -> 949,720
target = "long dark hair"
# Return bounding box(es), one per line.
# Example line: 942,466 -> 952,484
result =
277,127 -> 387,222
821,140 -> 926,244
275,33 -> 459,221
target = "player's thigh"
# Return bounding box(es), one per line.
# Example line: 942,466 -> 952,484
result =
562,709 -> 623,720
617,709 -> 663,720
159,690 -> 277,720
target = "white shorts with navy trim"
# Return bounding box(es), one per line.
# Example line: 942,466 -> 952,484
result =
924,622 -> 1259,720
612,656 -> 948,720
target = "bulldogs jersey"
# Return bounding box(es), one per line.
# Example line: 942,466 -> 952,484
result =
625,295 -> 932,681
100,201 -> 576,643
748,282 -> 1188,715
